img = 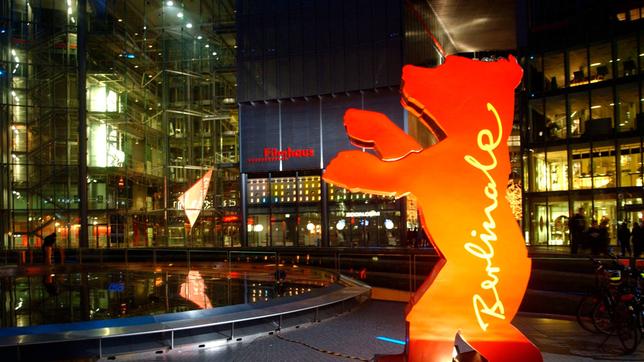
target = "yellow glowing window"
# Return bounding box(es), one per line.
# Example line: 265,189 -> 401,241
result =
630,8 -> 640,20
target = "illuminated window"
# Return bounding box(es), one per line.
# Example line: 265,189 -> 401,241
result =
88,85 -> 120,112
630,8 -> 641,20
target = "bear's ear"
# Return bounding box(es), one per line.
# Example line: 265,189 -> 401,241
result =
503,55 -> 524,89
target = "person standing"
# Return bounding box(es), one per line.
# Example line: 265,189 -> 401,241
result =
569,208 -> 587,255
598,218 -> 610,256
588,220 -> 601,256
42,232 -> 56,264
633,221 -> 643,258
617,221 -> 631,257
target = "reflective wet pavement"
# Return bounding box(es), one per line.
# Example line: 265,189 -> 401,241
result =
99,300 -> 644,362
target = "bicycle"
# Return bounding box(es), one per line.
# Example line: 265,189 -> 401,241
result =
576,256 -> 642,354
576,257 -> 623,334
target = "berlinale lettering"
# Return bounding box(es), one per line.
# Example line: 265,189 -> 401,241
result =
247,147 -> 315,163
464,102 -> 505,332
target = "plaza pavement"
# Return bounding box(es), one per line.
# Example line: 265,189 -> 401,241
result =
99,300 -> 644,362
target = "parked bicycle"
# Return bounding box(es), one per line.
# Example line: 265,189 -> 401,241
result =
576,256 -> 643,354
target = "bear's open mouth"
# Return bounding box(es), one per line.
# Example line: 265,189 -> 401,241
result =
401,84 -> 447,143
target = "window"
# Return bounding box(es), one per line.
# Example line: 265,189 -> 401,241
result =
271,177 -> 298,204
299,211 -> 321,246
619,143 -> 642,187
616,83 -> 639,132
569,91 -> 589,138
527,197 -> 547,245
589,87 -> 614,132
545,95 -> 566,139
248,178 -> 268,205
572,146 -> 592,189
546,149 -> 568,191
88,85 -> 120,112
568,48 -> 589,87
529,98 -> 545,142
548,198 -> 569,245
528,54 -> 544,93
247,214 -> 269,247
591,144 -> 616,189
530,151 -> 547,191
530,149 -> 568,192
543,51 -> 565,90
88,122 -> 125,168
297,176 -> 321,203
589,42 -> 612,83
593,196 -> 617,245
616,36 -> 638,77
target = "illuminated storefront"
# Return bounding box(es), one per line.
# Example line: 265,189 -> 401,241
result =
522,1 -> 644,246
239,89 -> 409,247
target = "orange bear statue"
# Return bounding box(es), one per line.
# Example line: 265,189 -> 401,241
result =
323,55 -> 542,362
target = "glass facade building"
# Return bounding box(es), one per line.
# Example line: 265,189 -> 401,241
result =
0,0 -> 455,250
0,0 -> 240,250
236,0 -> 452,248
521,1 -> 644,246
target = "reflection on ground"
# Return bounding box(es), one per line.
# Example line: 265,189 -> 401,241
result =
179,271 -> 212,309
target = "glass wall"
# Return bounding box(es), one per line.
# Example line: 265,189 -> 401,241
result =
569,47 -> 589,87
543,51 -> 565,91
523,35 -> 644,247
0,0 -> 239,250
569,91 -> 589,138
589,42 -> 612,83
571,146 -> 592,189
616,83 -> 639,132
619,142 -> 642,187
616,36 -> 638,77
545,95 -> 566,140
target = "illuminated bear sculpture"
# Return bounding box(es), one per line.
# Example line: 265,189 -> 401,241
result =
323,56 -> 542,362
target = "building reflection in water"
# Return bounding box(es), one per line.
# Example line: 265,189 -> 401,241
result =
179,271 -> 213,309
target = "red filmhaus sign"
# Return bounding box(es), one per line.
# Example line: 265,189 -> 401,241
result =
247,147 -> 315,163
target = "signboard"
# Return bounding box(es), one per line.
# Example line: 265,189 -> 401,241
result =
239,88 -> 403,173
247,147 -> 315,164
323,56 -> 542,362
178,169 -> 213,228
108,282 -> 125,292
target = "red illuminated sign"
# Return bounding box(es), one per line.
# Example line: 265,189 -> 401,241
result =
323,55 -> 542,361
222,215 -> 240,223
247,147 -> 315,163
